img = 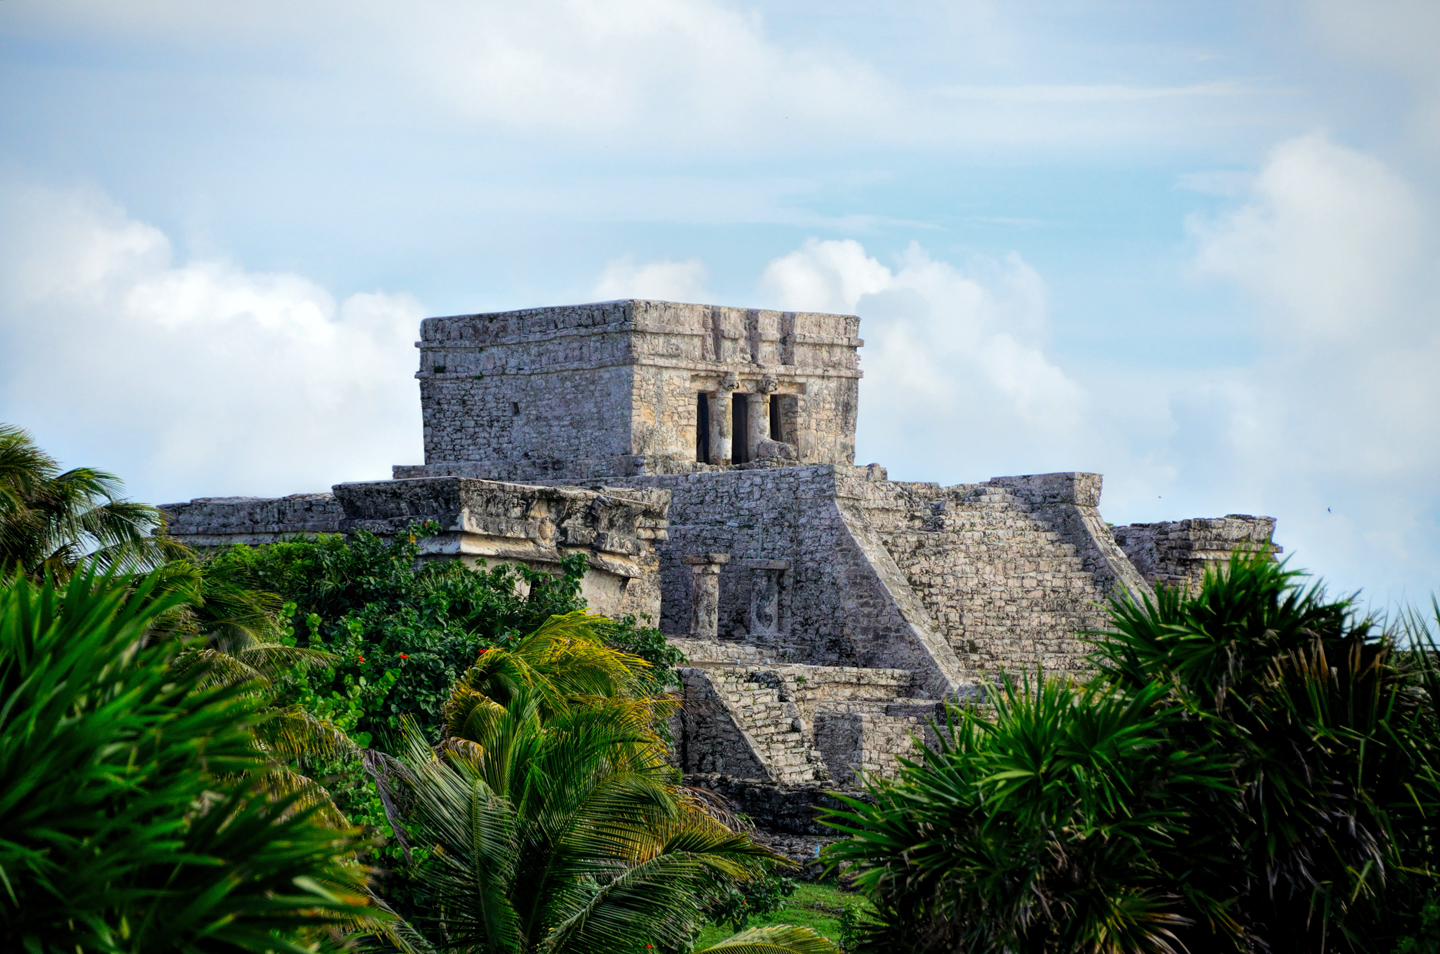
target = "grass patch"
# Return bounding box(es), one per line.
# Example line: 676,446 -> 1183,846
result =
695,882 -> 867,949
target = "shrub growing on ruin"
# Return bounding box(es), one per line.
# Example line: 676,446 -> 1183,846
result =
206,525 -> 681,753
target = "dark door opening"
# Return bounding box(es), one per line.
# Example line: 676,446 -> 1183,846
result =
769,394 -> 783,442
696,392 -> 710,463
731,394 -> 749,464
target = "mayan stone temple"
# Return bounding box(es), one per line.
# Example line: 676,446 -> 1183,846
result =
165,300 -> 1279,834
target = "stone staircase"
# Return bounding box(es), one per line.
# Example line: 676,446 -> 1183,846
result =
860,480 -> 1120,676
671,638 -> 942,786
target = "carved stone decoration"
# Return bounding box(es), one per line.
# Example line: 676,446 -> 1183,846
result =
753,438 -> 796,460
742,559 -> 790,637
681,552 -> 731,639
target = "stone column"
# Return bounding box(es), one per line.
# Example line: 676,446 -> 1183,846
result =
681,553 -> 730,639
743,559 -> 789,637
746,392 -> 769,461
706,392 -> 731,464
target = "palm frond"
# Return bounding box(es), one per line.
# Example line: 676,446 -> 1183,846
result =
697,924 -> 842,954
0,567 -> 384,949
255,705 -> 361,762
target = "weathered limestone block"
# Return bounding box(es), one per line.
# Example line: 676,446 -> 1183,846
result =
681,553 -> 730,640
745,392 -> 769,461
673,659 -> 939,786
813,711 -> 925,788
744,559 -> 789,636
838,470 -> 1151,677
754,438 -> 796,460
1114,515 -> 1281,594
683,773 -> 856,837
161,494 -> 343,546
585,465 -> 973,701
675,668 -> 772,779
706,389 -> 732,464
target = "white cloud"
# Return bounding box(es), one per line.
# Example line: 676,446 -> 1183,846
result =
758,157 -> 1440,603
1176,132 -> 1440,601
1190,133 -> 1423,341
3,0 -> 898,149
0,185 -> 425,503
593,254 -> 709,302
760,238 -> 1090,478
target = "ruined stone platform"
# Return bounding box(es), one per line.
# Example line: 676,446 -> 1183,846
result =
161,299 -> 1281,810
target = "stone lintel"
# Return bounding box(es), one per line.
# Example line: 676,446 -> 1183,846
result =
741,559 -> 791,570
682,553 -> 732,566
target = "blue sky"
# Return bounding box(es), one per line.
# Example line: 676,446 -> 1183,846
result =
1,0 -> 1437,606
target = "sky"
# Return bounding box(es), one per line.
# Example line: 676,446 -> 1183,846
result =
1,0 -> 1437,607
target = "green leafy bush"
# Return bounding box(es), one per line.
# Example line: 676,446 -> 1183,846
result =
703,870 -> 800,933
208,525 -> 680,752
825,556 -> 1440,954
0,569 -> 379,953
372,624 -> 836,954
1397,901 -> 1440,953
204,526 -> 683,919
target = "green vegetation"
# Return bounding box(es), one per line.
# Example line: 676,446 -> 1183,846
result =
696,882 -> 865,950
200,530 -> 682,841
824,555 -> 1440,954
0,425 -> 834,954
381,620 -> 795,952
207,528 -> 681,750
0,423 -> 174,578
0,569 -> 381,953
17,422 -> 1440,953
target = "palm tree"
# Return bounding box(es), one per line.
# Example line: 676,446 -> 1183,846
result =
0,423 -> 176,578
822,674 -> 1231,954
0,567 -> 384,952
373,616 -> 840,954
158,556 -> 362,827
824,555 -> 1440,954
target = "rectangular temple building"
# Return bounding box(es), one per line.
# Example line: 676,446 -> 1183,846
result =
396,300 -> 861,480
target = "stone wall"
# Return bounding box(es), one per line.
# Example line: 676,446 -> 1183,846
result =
587,464 -> 970,700
683,773 -> 857,837
1114,515 -> 1282,594
672,641 -> 940,787
164,477 -> 669,620
588,466 -> 1151,691
161,493 -> 343,546
403,300 -> 862,481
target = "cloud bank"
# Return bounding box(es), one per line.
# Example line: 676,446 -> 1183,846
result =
0,187 -> 424,503
1,0 -> 1289,155
594,254 -> 709,302
759,238 -> 1091,478
2,125 -> 1436,604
